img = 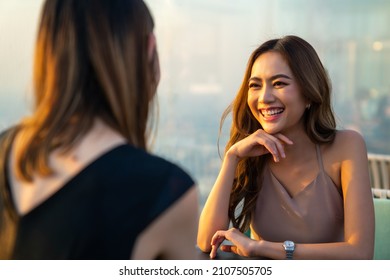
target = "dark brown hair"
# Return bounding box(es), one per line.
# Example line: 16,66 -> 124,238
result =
221,35 -> 336,232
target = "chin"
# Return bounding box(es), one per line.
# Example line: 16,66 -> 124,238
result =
262,126 -> 282,135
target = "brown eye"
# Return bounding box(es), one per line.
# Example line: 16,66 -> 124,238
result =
273,81 -> 286,88
249,83 -> 261,89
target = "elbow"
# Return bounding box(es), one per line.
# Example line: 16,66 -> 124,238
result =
347,239 -> 374,259
354,250 -> 373,260
196,219 -> 214,253
197,236 -> 212,253
360,247 -> 374,260
359,241 -> 375,260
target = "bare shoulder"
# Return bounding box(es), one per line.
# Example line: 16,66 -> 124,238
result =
321,129 -> 371,196
329,129 -> 367,160
334,129 -> 366,145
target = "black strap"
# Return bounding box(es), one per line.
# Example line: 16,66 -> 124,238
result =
0,126 -> 20,259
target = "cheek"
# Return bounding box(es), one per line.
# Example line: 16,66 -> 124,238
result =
247,90 -> 259,107
288,99 -> 307,119
279,87 -> 305,106
247,94 -> 258,116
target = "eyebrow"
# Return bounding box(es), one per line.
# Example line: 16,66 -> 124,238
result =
248,74 -> 292,83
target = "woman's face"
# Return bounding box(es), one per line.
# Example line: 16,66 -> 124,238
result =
247,51 -> 308,135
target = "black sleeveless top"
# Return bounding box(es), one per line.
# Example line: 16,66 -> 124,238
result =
0,134 -> 194,259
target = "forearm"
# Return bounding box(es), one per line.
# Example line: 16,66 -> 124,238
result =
256,239 -> 373,260
197,151 -> 239,252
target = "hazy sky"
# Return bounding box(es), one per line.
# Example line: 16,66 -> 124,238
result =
0,0 -> 265,124
1,0 -> 389,144
0,1 -> 42,94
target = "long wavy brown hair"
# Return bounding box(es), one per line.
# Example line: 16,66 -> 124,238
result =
220,35 -> 337,232
15,0 -> 158,181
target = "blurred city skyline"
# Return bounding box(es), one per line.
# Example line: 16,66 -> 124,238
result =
147,0 -> 390,202
1,0 -> 389,203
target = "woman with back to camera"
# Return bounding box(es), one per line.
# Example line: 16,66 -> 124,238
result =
197,35 -> 375,259
0,0 -> 198,259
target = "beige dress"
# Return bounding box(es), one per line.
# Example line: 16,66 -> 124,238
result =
251,145 -> 344,243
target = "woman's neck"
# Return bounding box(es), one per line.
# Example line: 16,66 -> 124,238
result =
279,127 -> 315,163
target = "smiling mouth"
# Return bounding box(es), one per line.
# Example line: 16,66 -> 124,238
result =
260,108 -> 285,117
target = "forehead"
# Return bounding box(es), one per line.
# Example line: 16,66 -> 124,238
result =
251,51 -> 293,78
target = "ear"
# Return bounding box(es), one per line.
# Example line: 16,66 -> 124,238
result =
147,33 -> 161,86
147,33 -> 157,62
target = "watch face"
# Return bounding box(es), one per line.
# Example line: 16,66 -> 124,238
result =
284,240 -> 295,259
284,240 -> 295,250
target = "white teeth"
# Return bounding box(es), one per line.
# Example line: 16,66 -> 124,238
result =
261,108 -> 284,117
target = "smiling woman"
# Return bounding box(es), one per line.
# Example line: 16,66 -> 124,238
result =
247,52 -> 307,138
197,35 -> 375,260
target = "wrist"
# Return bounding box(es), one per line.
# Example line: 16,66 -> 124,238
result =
283,240 -> 295,260
252,239 -> 265,256
225,147 -> 240,163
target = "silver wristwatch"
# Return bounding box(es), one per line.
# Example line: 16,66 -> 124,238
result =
283,240 -> 295,260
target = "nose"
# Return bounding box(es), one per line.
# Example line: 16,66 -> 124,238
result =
258,84 -> 275,104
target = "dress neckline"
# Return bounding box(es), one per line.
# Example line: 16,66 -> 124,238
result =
265,144 -> 342,200
267,165 -> 322,199
265,145 -> 329,199
4,144 -> 129,219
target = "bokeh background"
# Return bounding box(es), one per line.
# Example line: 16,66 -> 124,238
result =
1,0 -> 389,206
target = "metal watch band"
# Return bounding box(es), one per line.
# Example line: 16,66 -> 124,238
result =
286,251 -> 294,260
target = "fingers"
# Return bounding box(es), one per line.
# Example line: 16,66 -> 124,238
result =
211,232 -> 226,246
274,133 -> 294,145
272,133 -> 294,162
229,129 -> 294,162
220,244 -> 233,252
220,245 -> 241,256
253,130 -> 293,162
210,228 -> 247,258
210,231 -> 227,259
210,245 -> 218,259
260,134 -> 284,162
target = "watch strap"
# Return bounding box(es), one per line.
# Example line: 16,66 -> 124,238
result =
286,250 -> 294,260
283,240 -> 295,260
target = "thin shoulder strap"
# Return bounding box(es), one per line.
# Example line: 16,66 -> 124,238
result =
0,126 -> 20,259
315,144 -> 325,172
